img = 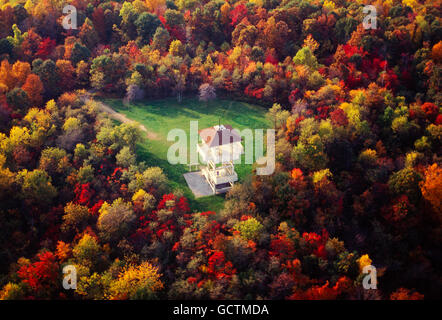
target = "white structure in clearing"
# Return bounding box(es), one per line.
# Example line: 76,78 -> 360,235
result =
197,124 -> 243,194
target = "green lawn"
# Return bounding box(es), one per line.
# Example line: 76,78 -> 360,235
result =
102,97 -> 270,213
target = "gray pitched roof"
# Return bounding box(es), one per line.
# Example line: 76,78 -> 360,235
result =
199,124 -> 241,148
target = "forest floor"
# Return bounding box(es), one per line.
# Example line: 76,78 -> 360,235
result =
97,96 -> 270,213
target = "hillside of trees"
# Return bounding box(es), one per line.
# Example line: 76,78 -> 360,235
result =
0,0 -> 441,300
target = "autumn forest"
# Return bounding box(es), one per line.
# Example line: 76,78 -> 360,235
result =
0,0 -> 441,301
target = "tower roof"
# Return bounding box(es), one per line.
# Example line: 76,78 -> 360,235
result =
199,124 -> 241,148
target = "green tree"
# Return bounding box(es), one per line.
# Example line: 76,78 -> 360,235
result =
233,218 -> 264,241
164,9 -> 184,27
388,167 -> 422,202
77,165 -> 94,184
135,12 -> 161,45
0,38 -> 13,56
129,167 -> 168,198
16,169 -> 57,205
34,60 -> 60,98
116,146 -> 137,168
73,234 -> 102,268
152,27 -> 170,51
293,46 -> 318,70
71,43 -> 91,66
6,88 -> 29,113
292,135 -> 329,171
266,103 -> 290,129
119,1 -> 139,40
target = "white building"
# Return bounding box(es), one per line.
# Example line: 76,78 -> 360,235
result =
197,124 -> 244,194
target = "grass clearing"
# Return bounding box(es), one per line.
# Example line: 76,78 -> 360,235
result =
101,97 -> 270,213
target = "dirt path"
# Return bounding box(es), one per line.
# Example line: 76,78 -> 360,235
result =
81,95 -> 159,140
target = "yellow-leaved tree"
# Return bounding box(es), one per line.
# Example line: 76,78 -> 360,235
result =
109,262 -> 163,299
357,254 -> 372,272
420,163 -> 442,218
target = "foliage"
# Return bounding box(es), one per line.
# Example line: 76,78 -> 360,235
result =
0,0 -> 439,301
109,262 -> 163,299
